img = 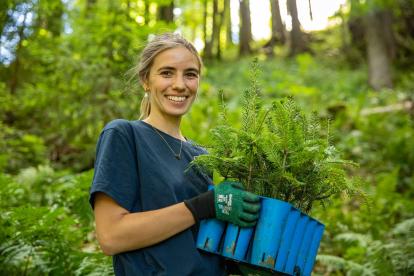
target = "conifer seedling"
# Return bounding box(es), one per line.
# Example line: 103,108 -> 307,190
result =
191,59 -> 364,213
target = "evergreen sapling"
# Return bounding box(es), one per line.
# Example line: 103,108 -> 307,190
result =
191,59 -> 364,213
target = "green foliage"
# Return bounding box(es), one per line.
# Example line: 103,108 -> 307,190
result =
349,0 -> 398,18
0,168 -> 112,275
335,90 -> 414,196
0,0 -> 178,172
191,60 -> 364,213
0,122 -> 47,173
318,217 -> 414,275
1,1 -> 413,272
316,254 -> 376,275
0,206 -> 81,275
311,164 -> 414,275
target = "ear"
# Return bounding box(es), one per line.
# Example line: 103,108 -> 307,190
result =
141,82 -> 149,92
138,75 -> 148,90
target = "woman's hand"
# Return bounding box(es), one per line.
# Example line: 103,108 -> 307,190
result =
214,181 -> 261,227
184,181 -> 261,227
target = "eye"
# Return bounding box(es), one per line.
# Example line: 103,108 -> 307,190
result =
186,72 -> 199,79
160,71 -> 173,77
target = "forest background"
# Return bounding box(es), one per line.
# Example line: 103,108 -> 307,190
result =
1,0 -> 414,275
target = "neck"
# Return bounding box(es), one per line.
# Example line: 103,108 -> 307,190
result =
143,114 -> 184,140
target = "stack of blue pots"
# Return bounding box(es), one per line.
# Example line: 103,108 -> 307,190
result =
196,197 -> 324,276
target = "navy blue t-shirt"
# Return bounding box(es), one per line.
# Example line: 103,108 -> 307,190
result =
89,119 -> 225,276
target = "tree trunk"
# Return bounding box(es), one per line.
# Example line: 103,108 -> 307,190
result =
348,14 -> 365,63
209,0 -> 218,59
364,10 -> 393,90
338,5 -> 348,52
379,11 -> 396,60
239,0 -> 252,56
9,11 -> 28,95
224,0 -> 233,47
287,0 -> 306,56
396,0 -> 414,67
214,0 -> 224,60
202,0 -> 208,44
265,0 -> 285,57
271,0 -> 285,44
203,0 -> 213,59
144,0 -> 150,25
308,0 -> 313,21
157,0 -> 174,23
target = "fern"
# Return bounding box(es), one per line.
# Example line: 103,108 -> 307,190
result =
391,217 -> 414,235
74,254 -> 114,276
0,206 -> 80,275
321,217 -> 414,275
317,254 -> 377,276
335,232 -> 372,248
0,169 -> 111,275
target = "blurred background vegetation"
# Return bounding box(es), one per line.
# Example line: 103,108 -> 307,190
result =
1,0 -> 413,275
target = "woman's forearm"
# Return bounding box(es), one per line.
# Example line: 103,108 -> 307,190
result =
94,193 -> 195,255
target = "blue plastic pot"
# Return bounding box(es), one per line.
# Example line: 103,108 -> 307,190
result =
274,209 -> 301,271
196,185 -> 226,253
280,214 -> 324,276
222,223 -> 254,261
196,190 -> 325,276
250,197 -> 291,268
303,223 -> 325,275
249,197 -> 325,276
284,213 -> 309,274
196,218 -> 226,253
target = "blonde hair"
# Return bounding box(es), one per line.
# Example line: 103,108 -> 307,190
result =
134,33 -> 203,119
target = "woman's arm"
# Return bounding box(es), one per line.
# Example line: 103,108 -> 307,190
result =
94,192 -> 195,256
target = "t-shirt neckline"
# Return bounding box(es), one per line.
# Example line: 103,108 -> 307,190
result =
138,120 -> 191,144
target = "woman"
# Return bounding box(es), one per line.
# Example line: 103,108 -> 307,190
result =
89,33 -> 260,275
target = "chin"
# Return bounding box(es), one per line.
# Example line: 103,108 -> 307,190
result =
166,110 -> 190,117
163,105 -> 193,117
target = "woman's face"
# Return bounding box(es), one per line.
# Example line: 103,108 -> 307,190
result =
145,47 -> 200,120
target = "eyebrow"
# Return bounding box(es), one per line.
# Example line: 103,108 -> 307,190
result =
157,66 -> 199,74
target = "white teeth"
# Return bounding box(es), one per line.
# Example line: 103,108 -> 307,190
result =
167,96 -> 186,102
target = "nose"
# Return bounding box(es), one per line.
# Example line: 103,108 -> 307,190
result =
172,74 -> 185,92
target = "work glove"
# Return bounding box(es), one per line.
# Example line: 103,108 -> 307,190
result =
184,181 -> 261,227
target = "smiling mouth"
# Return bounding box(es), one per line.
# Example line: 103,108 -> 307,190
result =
166,95 -> 187,102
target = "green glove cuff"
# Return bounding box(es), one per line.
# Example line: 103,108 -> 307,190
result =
214,181 -> 261,227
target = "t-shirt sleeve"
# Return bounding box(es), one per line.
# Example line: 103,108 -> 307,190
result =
89,126 -> 138,211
